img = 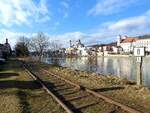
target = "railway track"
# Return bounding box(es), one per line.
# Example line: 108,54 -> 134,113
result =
23,62 -> 142,113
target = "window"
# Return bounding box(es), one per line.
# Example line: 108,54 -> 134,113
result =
137,49 -> 140,55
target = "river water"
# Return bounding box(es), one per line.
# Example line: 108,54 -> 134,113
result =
43,57 -> 150,87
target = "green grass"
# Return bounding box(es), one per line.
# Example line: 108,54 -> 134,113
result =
0,60 -> 66,113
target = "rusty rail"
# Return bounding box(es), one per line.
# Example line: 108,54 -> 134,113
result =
42,69 -> 142,113
86,89 -> 141,113
42,69 -> 81,89
23,64 -> 74,113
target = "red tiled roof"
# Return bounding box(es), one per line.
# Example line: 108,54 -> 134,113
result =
121,38 -> 139,43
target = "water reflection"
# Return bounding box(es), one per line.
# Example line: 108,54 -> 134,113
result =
142,58 -> 150,87
43,57 -> 150,87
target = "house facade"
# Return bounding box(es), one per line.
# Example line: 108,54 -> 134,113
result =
133,38 -> 150,52
117,36 -> 137,53
65,40 -> 89,56
77,47 -> 89,56
117,35 -> 150,53
0,39 -> 11,59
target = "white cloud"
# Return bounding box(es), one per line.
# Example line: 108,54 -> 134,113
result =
0,0 -> 50,27
0,29 -> 36,48
39,0 -> 49,15
88,0 -> 138,16
61,1 -> 69,9
0,30 -> 116,52
108,10 -> 150,35
0,30 -> 82,49
60,1 -> 69,18
1,9 -> 150,49
49,31 -> 113,47
49,32 -> 85,47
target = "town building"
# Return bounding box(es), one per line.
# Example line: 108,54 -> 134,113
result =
87,46 -> 97,56
65,47 -> 77,56
65,40 -> 89,56
133,37 -> 150,53
65,35 -> 150,57
117,35 -> 138,53
97,42 -> 122,56
0,39 -> 11,59
117,35 -> 150,53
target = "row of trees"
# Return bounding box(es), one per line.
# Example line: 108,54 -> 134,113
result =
15,32 -> 61,61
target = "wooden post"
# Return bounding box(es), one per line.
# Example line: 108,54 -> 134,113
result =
136,57 -> 142,85
134,47 -> 145,86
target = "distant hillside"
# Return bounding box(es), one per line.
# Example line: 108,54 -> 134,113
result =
138,35 -> 150,39
87,42 -> 117,48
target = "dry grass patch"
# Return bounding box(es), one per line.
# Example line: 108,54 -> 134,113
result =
32,62 -> 150,113
0,60 -> 66,113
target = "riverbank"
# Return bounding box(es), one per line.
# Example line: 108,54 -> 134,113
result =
64,54 -> 150,58
103,54 -> 150,58
30,61 -> 150,113
0,59 -> 65,113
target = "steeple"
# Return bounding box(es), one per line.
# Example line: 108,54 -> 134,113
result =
117,35 -> 121,46
78,39 -> 81,44
69,40 -> 72,47
6,38 -> 8,44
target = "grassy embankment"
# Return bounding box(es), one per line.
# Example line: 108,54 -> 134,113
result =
32,62 -> 150,113
0,60 -> 65,113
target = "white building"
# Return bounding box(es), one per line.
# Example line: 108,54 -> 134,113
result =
97,47 -> 103,56
133,38 -> 150,52
66,40 -> 89,56
112,46 -> 119,53
117,35 -> 150,53
77,47 -> 88,56
117,35 -> 138,53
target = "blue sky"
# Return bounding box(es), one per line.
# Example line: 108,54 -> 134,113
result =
0,0 -> 150,47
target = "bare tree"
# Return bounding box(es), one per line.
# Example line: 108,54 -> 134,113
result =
30,32 -> 49,61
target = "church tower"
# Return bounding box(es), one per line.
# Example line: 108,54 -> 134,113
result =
4,38 -> 11,55
117,35 -> 122,46
6,38 -> 8,44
